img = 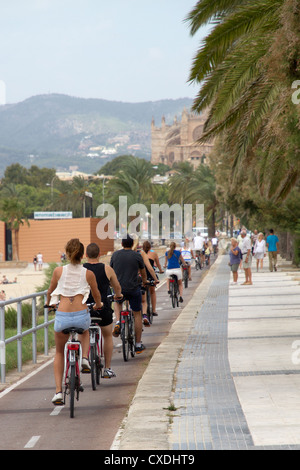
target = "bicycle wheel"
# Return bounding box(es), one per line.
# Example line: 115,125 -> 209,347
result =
184,269 -> 188,288
90,345 -> 97,390
129,313 -> 136,357
96,343 -> 102,385
175,282 -> 179,307
170,282 -> 176,308
121,317 -> 130,361
146,288 -> 153,324
69,363 -> 76,418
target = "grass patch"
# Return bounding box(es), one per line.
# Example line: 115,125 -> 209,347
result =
4,316 -> 55,372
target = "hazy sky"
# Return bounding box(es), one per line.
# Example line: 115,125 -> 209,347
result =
0,0 -> 210,104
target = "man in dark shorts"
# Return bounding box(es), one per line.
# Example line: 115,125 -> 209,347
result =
110,234 -> 147,354
84,243 -> 122,378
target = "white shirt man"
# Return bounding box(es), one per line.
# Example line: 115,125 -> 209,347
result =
193,233 -> 204,251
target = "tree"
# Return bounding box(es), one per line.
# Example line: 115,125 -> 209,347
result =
186,0 -> 300,200
0,184 -> 30,261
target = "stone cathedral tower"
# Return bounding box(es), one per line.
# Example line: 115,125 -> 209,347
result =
151,108 -> 214,169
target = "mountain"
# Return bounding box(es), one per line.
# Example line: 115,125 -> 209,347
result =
0,94 -> 194,175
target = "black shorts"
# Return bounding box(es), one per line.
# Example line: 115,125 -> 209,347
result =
122,288 -> 142,312
90,305 -> 113,327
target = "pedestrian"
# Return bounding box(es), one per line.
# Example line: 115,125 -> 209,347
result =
251,229 -> 258,255
266,229 -> 279,272
253,232 -> 266,271
33,255 -> 37,271
240,230 -> 252,285
229,238 -> 242,285
37,252 -> 43,271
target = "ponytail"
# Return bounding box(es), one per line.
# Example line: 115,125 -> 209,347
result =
168,242 -> 176,259
65,238 -> 84,264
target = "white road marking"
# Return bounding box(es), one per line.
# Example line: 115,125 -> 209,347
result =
24,435 -> 41,449
50,406 -> 64,416
0,358 -> 54,399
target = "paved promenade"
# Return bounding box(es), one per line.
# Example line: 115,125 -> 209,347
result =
114,254 -> 300,450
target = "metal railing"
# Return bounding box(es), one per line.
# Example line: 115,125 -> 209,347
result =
0,290 -> 54,384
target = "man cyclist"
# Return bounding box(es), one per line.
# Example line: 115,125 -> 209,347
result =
193,231 -> 205,267
110,234 -> 147,354
84,243 -> 122,378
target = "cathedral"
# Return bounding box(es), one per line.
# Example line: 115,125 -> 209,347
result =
151,108 -> 214,169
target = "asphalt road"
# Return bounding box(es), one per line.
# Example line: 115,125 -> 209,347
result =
0,258 -> 212,450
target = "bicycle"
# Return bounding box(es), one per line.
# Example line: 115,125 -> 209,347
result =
45,304 -> 84,418
195,252 -> 203,270
182,263 -> 189,288
169,274 -> 179,308
62,326 -> 84,418
142,278 -> 156,324
116,298 -> 136,362
87,304 -> 104,390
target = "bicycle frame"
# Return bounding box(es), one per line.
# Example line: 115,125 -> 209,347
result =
119,300 -> 135,361
89,320 -> 104,388
64,333 -> 82,382
63,330 -> 83,417
169,275 -> 179,308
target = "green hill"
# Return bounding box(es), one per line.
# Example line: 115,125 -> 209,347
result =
0,94 -> 193,175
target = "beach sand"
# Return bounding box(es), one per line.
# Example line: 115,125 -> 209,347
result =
0,264 -> 47,301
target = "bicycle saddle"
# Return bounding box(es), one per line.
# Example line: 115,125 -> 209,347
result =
62,327 -> 85,335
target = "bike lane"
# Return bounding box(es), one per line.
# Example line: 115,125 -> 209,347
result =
0,259 -> 212,450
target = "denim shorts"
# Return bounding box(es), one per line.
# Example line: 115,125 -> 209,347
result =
54,309 -> 91,333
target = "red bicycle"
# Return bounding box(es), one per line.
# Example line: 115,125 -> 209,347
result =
62,326 -> 84,418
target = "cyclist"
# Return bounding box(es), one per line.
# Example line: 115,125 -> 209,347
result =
84,243 -> 123,378
180,239 -> 193,281
164,241 -> 187,303
110,234 -> 147,354
141,240 -> 163,323
193,231 -> 205,267
47,238 -> 103,405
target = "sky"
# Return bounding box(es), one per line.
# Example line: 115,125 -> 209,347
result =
0,0 -> 210,104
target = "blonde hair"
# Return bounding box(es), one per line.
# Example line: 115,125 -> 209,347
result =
130,233 -> 139,251
65,238 -> 84,264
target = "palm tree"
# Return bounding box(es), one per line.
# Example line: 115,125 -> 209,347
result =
168,163 -> 219,236
0,184 -> 29,261
186,0 -> 300,200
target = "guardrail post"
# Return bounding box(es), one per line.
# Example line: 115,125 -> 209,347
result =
0,305 -> 6,383
44,294 -> 49,356
17,301 -> 22,373
32,297 -> 37,364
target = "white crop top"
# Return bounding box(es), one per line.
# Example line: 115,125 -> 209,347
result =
50,263 -> 90,305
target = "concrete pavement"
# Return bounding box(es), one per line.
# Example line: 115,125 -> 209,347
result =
113,253 -> 300,450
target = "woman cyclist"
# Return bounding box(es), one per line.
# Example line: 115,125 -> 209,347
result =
47,238 -> 102,405
142,240 -> 164,320
164,241 -> 186,303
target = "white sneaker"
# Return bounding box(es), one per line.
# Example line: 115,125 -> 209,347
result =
52,392 -> 64,405
103,368 -> 116,378
81,357 -> 91,373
